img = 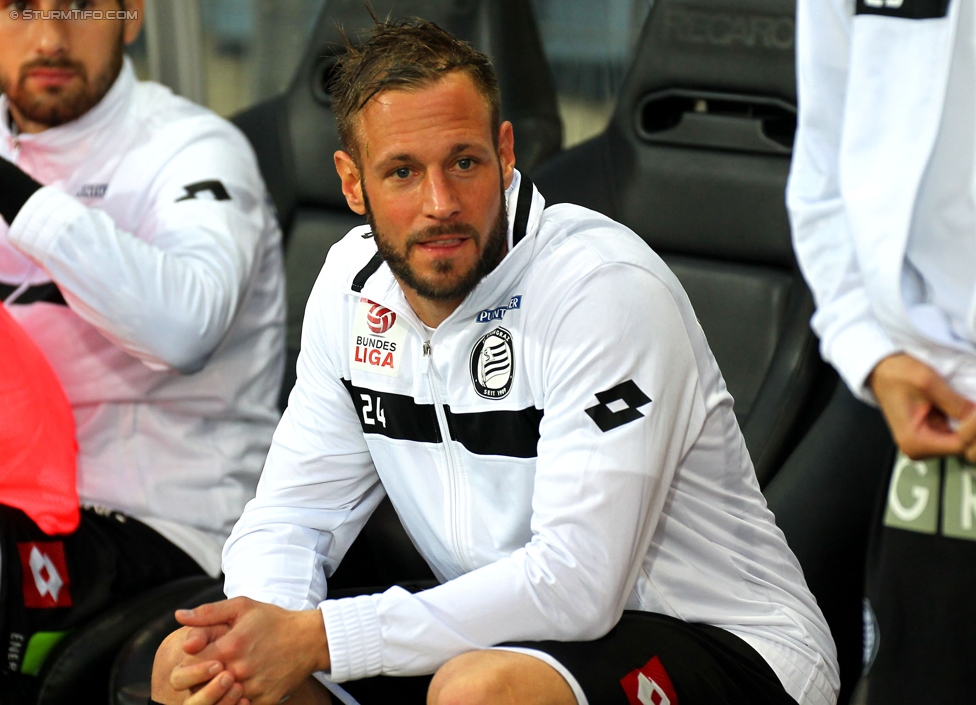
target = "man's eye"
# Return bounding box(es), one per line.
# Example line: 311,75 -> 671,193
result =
457,158 -> 473,170
69,0 -> 91,9
393,167 -> 411,179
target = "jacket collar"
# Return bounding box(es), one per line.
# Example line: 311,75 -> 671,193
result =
1,57 -> 136,173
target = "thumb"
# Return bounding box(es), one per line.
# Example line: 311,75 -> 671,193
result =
926,374 -> 975,421
175,598 -> 245,627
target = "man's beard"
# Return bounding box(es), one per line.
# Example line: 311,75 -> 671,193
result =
365,185 -> 509,302
1,32 -> 125,129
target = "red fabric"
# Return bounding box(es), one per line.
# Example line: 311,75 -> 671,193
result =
18,540 -> 73,607
0,303 -> 79,534
620,656 -> 679,705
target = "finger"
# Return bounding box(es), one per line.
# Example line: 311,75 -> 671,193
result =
185,671 -> 243,705
924,372 -> 976,422
183,625 -> 230,655
177,598 -> 248,627
898,399 -> 967,460
901,411 -> 966,459
956,409 -> 976,448
171,660 -> 225,692
965,444 -> 976,464
902,428 -> 964,460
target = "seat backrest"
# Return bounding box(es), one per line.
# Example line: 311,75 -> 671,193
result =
532,0 -> 828,485
36,575 -> 218,705
763,382 -> 895,705
232,0 -> 563,407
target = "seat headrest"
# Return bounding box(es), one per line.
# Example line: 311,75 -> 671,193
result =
579,0 -> 799,267
622,0 -> 795,103
614,0 -> 796,155
283,0 -> 562,212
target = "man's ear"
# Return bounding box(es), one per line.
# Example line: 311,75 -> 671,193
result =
334,150 -> 366,215
498,121 -> 516,190
122,0 -> 146,44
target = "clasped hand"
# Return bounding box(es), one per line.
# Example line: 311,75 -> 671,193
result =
168,596 -> 330,705
869,353 -> 976,461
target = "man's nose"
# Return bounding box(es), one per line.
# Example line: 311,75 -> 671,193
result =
31,14 -> 70,56
423,170 -> 461,220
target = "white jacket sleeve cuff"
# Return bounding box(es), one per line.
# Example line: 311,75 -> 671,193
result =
822,319 -> 899,404
6,186 -> 84,260
321,595 -> 384,682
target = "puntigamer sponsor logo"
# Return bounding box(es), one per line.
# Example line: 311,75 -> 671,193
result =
476,295 -> 522,323
76,184 -> 108,199
663,8 -> 793,51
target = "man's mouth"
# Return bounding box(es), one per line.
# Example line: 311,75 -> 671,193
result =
23,66 -> 81,90
417,236 -> 469,249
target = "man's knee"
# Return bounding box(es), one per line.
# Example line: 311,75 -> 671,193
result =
151,627 -> 192,701
427,650 -> 575,705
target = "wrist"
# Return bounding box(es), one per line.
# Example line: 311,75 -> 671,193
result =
868,352 -> 909,397
299,608 -> 331,673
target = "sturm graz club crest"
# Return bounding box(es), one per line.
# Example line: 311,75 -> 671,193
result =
470,327 -> 514,399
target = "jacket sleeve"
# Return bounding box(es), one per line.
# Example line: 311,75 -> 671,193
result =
786,0 -> 899,400
5,126 -> 274,374
221,269 -> 385,611
321,262 -> 706,681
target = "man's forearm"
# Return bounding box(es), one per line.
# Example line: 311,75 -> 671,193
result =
5,186 -> 259,373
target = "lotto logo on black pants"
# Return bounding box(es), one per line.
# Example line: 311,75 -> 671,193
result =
620,656 -> 678,705
17,542 -> 72,609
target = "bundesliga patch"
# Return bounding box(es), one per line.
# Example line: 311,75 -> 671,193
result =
855,0 -> 949,19
351,298 -> 408,377
620,656 -> 678,705
18,542 -> 72,609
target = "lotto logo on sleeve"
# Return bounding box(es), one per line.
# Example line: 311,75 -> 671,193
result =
620,656 -> 678,705
18,542 -> 72,608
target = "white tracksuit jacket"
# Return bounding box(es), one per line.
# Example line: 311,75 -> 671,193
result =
0,59 -> 285,574
223,172 -> 838,705
788,0 -> 976,400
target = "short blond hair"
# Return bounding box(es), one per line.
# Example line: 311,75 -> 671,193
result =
330,17 -> 501,161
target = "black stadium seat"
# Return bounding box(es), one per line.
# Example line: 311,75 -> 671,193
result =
533,1 -> 894,702
31,576 -> 218,705
533,0 -> 828,486
231,0 -> 563,409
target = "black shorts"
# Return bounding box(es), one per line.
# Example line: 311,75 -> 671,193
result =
0,505 -> 204,676
336,610 -> 796,705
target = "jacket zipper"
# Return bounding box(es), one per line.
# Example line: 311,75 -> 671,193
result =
423,339 -> 469,573
356,293 -> 469,572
